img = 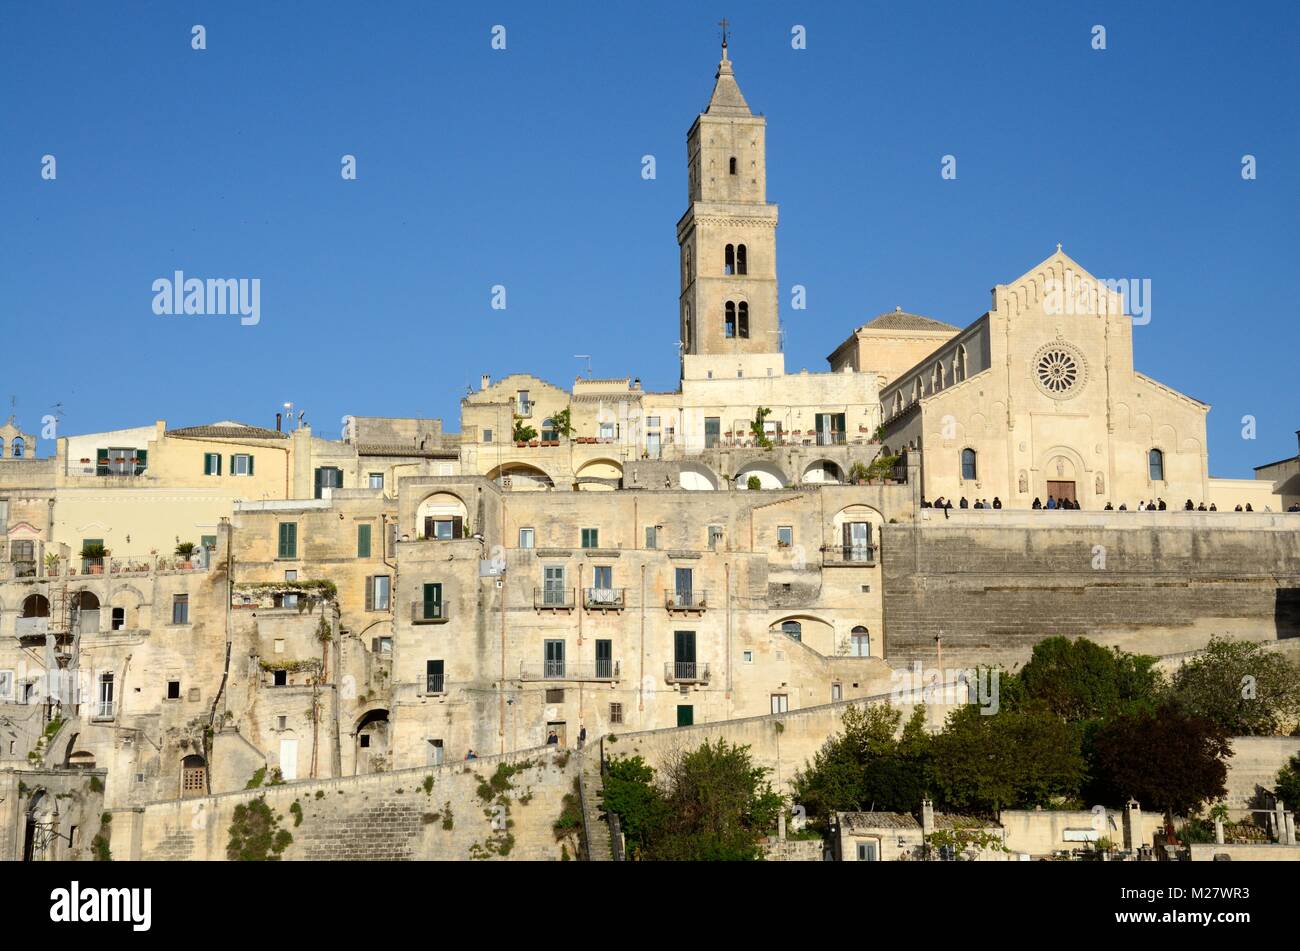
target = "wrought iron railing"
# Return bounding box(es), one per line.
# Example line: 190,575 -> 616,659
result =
664,589 -> 707,610
664,661 -> 710,684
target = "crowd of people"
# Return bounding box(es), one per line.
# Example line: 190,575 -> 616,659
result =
920,495 -> 1299,513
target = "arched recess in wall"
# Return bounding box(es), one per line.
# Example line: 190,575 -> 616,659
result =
486,463 -> 554,492
110,585 -> 146,631
734,460 -> 789,490
575,458 -> 623,491
677,462 -> 720,491
416,491 -> 471,538
801,459 -> 843,485
769,614 -> 834,646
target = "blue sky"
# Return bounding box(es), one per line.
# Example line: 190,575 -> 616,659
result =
2,1 -> 1296,475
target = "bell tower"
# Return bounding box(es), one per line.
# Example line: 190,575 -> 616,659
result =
678,32 -> 781,376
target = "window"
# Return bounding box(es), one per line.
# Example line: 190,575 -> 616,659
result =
705,417 -> 720,448
368,472 -> 384,490
201,534 -> 217,552
541,418 -> 557,441
677,705 -> 694,727
0,670 -> 13,700
581,528 -> 599,549
777,525 -> 793,548
424,516 -> 462,540
645,525 -> 659,549
780,621 -> 802,642
592,565 -> 613,593
519,527 -> 535,549
595,639 -> 613,678
609,702 -> 623,724
172,595 -> 189,624
231,453 -> 254,476
359,734 -> 370,748
274,639 -> 285,654
770,694 -> 789,714
736,244 -> 747,275
543,565 -> 566,606
857,841 -> 879,861
111,607 -> 125,631
426,659 -> 445,694
1148,448 -> 1165,481
708,525 -> 724,550
738,302 -> 749,338
517,390 -> 531,415
482,428 -> 493,444
277,522 -> 297,559
544,639 -> 565,678
314,466 -> 343,498
599,421 -> 616,440
725,301 -> 736,338
725,244 -> 735,275
742,650 -> 753,664
203,452 -> 222,476
166,680 -> 181,700
729,156 -> 737,175
282,569 -> 298,609
545,688 -> 565,703
97,673 -> 114,718
832,683 -> 843,702
273,670 -> 287,687
427,739 -> 445,766
961,448 -> 977,481
674,568 -> 694,604
357,523 -> 372,558
277,716 -> 287,731
422,583 -> 443,621
851,626 -> 871,657
366,575 -> 391,611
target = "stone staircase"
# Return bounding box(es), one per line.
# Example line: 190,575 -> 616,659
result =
577,749 -> 613,861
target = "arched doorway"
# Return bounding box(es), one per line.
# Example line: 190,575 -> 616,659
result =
22,790 -> 57,862
181,754 -> 208,798
71,591 -> 101,635
355,708 -> 391,775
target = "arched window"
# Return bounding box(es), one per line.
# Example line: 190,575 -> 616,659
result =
181,754 -> 208,798
541,418 -> 557,441
1148,448 -> 1165,481
851,626 -> 871,657
892,393 -> 903,416
724,301 -> 736,338
961,448 -> 977,480
781,620 -> 802,641
729,156 -> 737,175
912,379 -> 923,403
932,362 -> 943,392
736,244 -> 747,275
724,244 -> 735,275
738,302 -> 749,338
12,437 -> 24,458
955,345 -> 967,382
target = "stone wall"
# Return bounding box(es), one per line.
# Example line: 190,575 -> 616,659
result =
609,694 -> 957,795
1222,736 -> 1300,814
116,746 -> 578,861
882,514 -> 1300,665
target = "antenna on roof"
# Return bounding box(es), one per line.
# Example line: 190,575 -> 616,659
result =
574,354 -> 593,377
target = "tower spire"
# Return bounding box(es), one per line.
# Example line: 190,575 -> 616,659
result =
719,17 -> 730,57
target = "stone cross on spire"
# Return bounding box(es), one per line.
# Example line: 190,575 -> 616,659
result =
719,17 -> 730,52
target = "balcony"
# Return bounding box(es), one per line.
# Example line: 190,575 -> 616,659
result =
16,616 -> 50,639
411,602 -> 450,625
821,545 -> 878,566
584,587 -> 625,611
518,660 -> 621,682
664,661 -> 710,685
664,589 -> 707,613
425,674 -> 446,694
93,701 -> 115,720
534,586 -> 576,612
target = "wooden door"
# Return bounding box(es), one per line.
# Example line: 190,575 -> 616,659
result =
1046,480 -> 1077,503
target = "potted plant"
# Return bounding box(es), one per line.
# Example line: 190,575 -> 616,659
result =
44,552 -> 60,577
81,542 -> 109,574
175,541 -> 196,568
849,462 -> 870,485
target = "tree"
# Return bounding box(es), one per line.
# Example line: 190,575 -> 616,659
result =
1089,705 -> 1231,835
600,756 -> 666,859
1016,636 -> 1163,722
929,703 -> 1085,814
550,406 -> 575,439
1274,753 -> 1300,814
750,407 -> 773,448
792,704 -> 931,821
602,741 -> 782,861
512,417 -> 537,443
1170,637 -> 1300,735
652,739 -> 783,861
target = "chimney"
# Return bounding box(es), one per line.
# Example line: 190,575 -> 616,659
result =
275,412 -> 282,433
1123,799 -> 1141,851
481,374 -> 491,391
921,798 -> 934,837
